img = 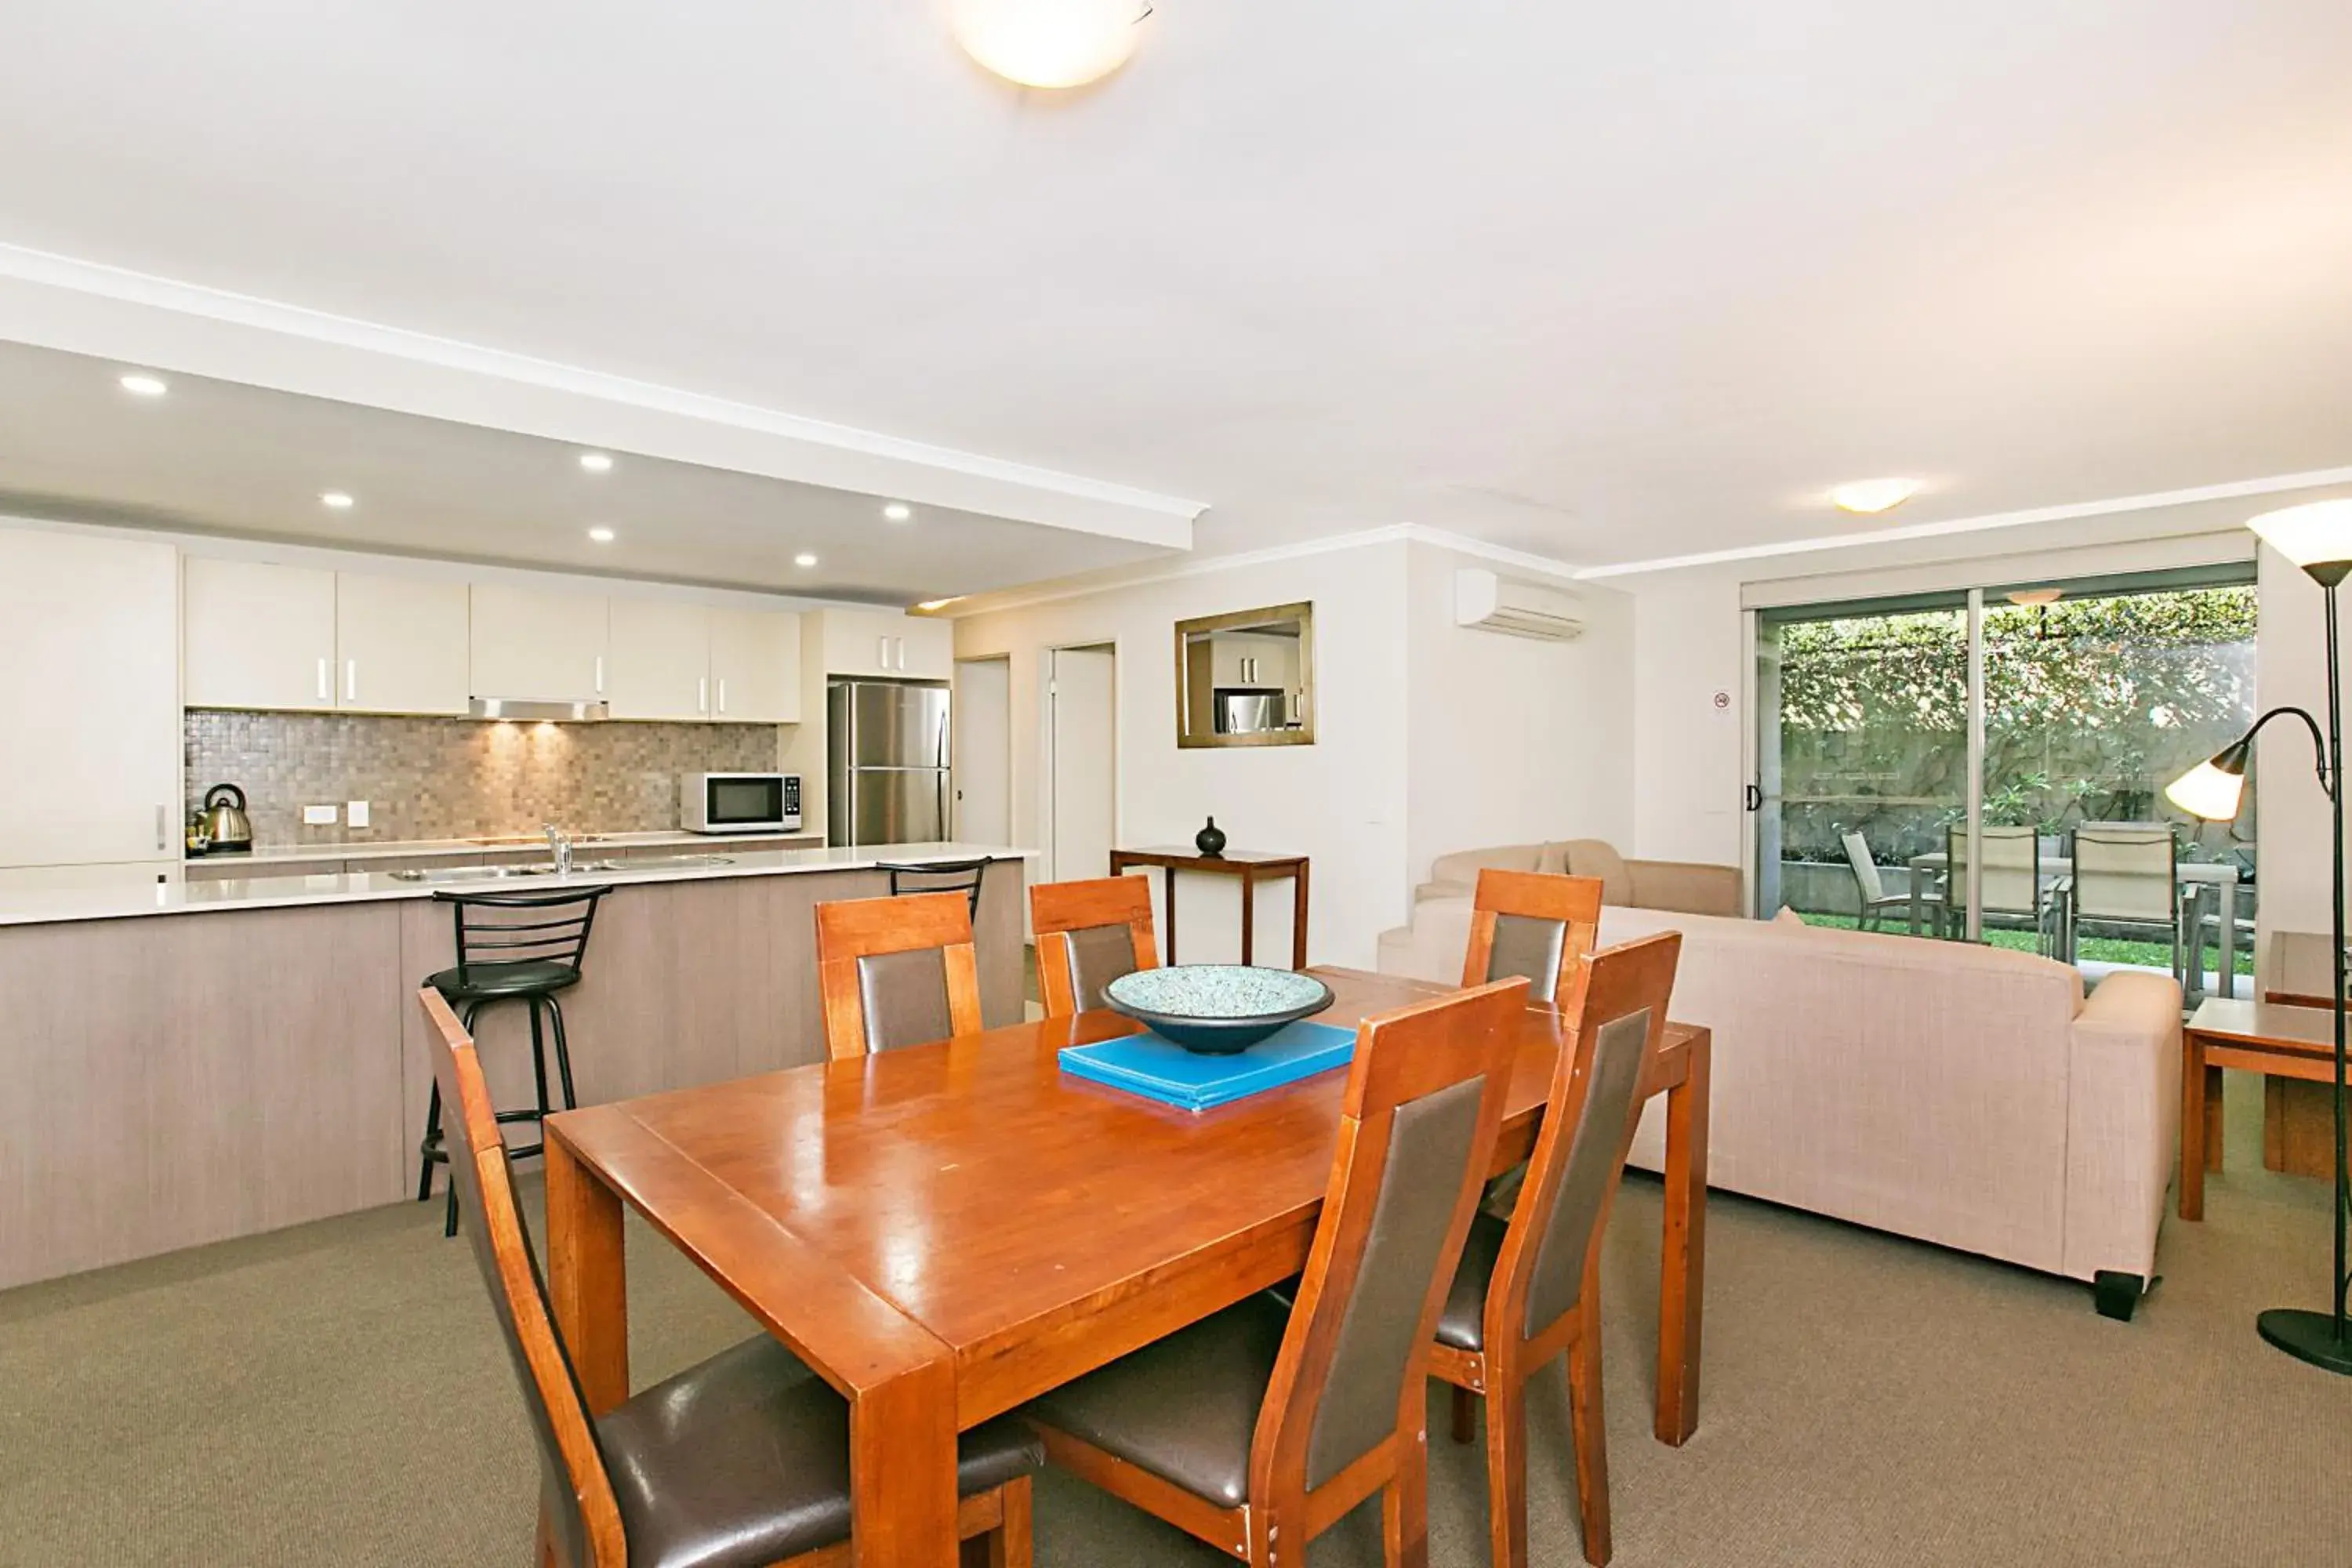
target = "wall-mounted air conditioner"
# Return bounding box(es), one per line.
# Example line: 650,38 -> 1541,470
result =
1453,568 -> 1585,641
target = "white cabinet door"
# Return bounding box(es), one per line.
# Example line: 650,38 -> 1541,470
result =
336,572 -> 470,715
183,557 -> 336,710
709,608 -> 800,722
0,528 -> 181,867
608,599 -> 713,721
817,609 -> 951,680
469,583 -> 608,701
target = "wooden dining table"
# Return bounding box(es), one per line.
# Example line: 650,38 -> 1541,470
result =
543,967 -> 1712,1568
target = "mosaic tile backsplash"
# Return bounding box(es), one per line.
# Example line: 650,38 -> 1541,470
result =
185,711 -> 782,848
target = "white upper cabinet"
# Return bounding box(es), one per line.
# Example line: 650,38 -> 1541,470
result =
183,558 -> 338,711
0,527 -> 181,868
470,583 -> 608,702
817,609 -> 953,681
336,572 -> 470,716
709,608 -> 801,722
607,599 -> 713,721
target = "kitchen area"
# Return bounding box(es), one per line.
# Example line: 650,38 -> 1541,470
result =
0,517 -> 1029,1292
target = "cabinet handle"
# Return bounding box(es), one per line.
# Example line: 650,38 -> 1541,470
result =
156,804 -> 169,853
699,677 -> 709,713
345,658 -> 358,702
316,657 -> 330,702
594,655 -> 605,694
877,635 -> 890,670
717,677 -> 728,713
893,637 -> 906,671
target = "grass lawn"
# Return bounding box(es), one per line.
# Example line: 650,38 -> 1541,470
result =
1792,911 -> 2253,975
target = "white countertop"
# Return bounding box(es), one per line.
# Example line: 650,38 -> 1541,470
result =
193,828 -> 824,865
0,843 -> 1036,927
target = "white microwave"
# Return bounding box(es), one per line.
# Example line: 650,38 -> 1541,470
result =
682,772 -> 801,833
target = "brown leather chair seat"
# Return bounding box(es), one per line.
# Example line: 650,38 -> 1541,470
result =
601,1336 -> 1043,1568
1022,1294 -> 1290,1508
1433,1210 -> 1509,1352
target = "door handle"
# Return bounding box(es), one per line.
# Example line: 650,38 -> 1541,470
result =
1743,783 -> 1763,811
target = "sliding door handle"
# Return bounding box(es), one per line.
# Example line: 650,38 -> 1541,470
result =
1743,783 -> 1763,811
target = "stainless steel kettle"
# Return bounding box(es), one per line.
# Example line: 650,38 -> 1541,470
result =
201,783 -> 254,853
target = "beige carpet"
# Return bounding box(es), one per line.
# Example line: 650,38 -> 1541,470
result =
2,1073 -> 2348,1567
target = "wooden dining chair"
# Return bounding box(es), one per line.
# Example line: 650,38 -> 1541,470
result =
1461,868 -> 1606,1010
1029,875 -> 1159,1018
1431,931 -> 1682,1568
1022,975 -> 1530,1568
815,891 -> 984,1062
416,986 -> 1041,1568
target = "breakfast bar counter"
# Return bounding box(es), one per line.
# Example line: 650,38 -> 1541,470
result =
0,844 -> 1033,1290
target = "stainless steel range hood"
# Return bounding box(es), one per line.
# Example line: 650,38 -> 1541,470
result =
469,697 -> 611,722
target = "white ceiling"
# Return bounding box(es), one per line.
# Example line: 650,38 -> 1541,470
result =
0,339 -> 1162,599
0,2 -> 2349,573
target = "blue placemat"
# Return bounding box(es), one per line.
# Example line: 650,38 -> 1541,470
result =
1059,1019 -> 1356,1112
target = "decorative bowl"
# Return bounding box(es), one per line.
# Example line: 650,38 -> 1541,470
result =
1104,964 -> 1336,1054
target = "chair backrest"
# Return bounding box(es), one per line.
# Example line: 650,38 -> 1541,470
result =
1248,977 -> 1524,1507
1841,833 -> 1887,905
1489,931 -> 1682,1345
1030,875 -> 1158,1018
2071,823 -> 2176,923
419,986 -> 626,1568
880,857 -> 992,918
1947,825 -> 2039,916
438,885 -> 609,987
1459,869 -> 1604,1009
815,891 -> 985,1062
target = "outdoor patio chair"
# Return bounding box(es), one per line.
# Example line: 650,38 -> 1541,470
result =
1842,832 -> 1931,935
2066,823 -> 2180,976
1946,825 -> 2052,951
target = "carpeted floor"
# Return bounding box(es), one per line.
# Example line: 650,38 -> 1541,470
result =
2,1073 -> 2347,1567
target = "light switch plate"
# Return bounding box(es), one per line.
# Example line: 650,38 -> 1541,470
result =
346,800 -> 371,829
303,804 -> 339,826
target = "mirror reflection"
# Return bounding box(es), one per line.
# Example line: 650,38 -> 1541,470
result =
1174,601 -> 1315,748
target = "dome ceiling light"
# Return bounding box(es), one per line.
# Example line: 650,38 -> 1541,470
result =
950,0 -> 1152,90
1830,477 -> 1923,515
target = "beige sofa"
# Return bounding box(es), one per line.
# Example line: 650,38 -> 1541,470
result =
1377,899 -> 2183,1314
1417,838 -> 1742,916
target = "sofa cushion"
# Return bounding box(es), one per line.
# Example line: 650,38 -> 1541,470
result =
1556,840 -> 1634,906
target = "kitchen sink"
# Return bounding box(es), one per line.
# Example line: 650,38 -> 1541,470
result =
626,853 -> 738,869
387,859 -> 624,884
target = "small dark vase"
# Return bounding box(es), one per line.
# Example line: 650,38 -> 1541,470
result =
1195,817 -> 1227,857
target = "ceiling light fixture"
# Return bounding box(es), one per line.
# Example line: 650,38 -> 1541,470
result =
579,452 -> 614,473
1831,477 -> 1923,515
883,503 -> 913,522
916,598 -> 959,612
950,0 -> 1151,89
118,373 -> 168,397
794,553 -> 818,568
320,492 -> 354,510
2005,587 -> 2063,608
587,526 -> 615,543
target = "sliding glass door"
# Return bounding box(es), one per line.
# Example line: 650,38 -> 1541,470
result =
1755,568 -> 2259,992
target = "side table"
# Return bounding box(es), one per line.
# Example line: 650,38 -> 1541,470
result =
1107,846 -> 1308,969
2180,996 -> 2342,1221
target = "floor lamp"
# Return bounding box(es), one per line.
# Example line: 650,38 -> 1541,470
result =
2165,498 -> 2350,1375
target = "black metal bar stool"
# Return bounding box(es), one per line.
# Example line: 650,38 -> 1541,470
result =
415,884 -> 608,1236
880,856 -> 992,918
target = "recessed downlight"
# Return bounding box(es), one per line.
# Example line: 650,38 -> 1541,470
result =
1831,477 -> 1922,515
320,491 -> 355,510
587,526 -> 616,543
794,553 -> 818,568
118,372 -> 168,397
883,502 -> 913,522
579,452 -> 614,473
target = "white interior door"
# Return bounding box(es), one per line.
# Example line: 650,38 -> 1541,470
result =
1048,645 -> 1116,883
953,657 -> 1011,845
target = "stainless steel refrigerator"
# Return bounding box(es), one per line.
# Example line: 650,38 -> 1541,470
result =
828,679 -> 952,847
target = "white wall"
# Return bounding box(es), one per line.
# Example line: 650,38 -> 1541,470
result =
954,541 -> 1413,969
1402,541 -> 1635,886
2254,544 -> 2347,949
1630,578 -> 1748,869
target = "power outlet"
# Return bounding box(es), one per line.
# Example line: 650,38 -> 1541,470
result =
303,804 -> 339,826
346,800 -> 371,829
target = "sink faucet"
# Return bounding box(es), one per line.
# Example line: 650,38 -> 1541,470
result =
544,823 -> 573,876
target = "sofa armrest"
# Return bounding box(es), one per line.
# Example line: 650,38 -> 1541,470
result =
1420,844 -> 1548,903
1625,858 -> 1744,917
2060,970 -> 2183,1283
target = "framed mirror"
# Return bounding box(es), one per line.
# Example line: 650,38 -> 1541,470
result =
1174,601 -> 1315,749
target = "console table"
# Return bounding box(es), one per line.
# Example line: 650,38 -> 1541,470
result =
1108,846 -> 1309,969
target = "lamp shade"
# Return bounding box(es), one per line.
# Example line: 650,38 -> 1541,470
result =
950,0 -> 1148,89
2249,499 -> 2352,579
2165,733 -> 2256,822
